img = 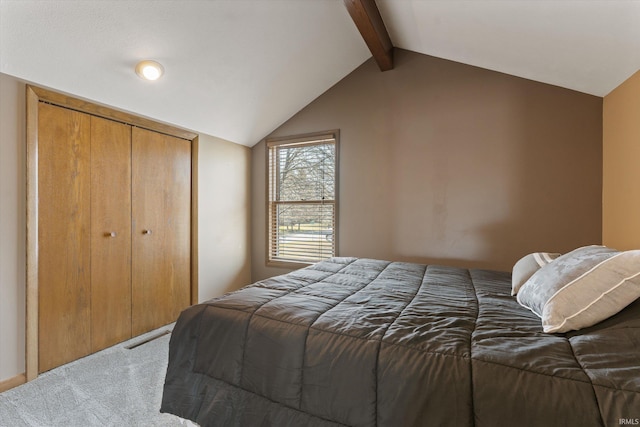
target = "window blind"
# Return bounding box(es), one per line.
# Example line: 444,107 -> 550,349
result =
267,132 -> 338,264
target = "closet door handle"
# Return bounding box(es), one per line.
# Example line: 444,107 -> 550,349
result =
142,229 -> 152,235
104,231 -> 117,238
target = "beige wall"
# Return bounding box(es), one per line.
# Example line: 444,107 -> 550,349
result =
197,134 -> 252,301
0,72 -> 252,383
0,73 -> 27,382
603,70 -> 640,249
252,49 -> 603,281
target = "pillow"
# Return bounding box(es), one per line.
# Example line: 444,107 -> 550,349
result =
516,245 -> 640,333
511,252 -> 561,296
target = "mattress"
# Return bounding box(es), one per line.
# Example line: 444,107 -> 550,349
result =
161,258 -> 640,426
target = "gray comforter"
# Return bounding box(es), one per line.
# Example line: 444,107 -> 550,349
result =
161,258 -> 640,426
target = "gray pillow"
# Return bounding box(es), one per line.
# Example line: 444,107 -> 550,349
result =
517,245 -> 640,333
511,252 -> 561,296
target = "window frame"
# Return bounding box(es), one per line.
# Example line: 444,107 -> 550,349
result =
265,130 -> 339,268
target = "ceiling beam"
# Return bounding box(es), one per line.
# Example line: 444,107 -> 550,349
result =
344,0 -> 394,71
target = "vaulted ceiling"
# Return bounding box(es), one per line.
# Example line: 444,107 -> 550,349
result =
2,1 -> 639,147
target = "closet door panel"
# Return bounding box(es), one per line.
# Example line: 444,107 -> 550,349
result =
38,103 -> 91,372
131,127 -> 191,336
90,116 -> 132,352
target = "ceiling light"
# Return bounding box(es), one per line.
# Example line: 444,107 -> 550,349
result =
135,60 -> 164,81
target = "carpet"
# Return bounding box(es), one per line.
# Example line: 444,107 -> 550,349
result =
0,326 -> 193,427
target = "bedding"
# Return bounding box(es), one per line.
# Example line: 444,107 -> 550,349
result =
511,251 -> 560,295
517,245 -> 640,333
161,257 -> 640,427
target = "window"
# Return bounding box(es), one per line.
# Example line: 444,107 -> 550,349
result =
267,131 -> 338,265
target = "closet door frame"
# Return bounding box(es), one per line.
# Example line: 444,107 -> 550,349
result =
25,85 -> 199,382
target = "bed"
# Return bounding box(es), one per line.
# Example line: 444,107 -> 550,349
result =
160,256 -> 640,427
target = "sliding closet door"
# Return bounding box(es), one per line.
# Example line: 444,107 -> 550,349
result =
131,127 -> 191,336
38,103 -> 91,372
90,116 -> 132,352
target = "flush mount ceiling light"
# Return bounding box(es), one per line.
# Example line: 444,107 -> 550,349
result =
135,60 -> 164,81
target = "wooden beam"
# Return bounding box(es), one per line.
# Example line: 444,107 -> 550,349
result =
344,0 -> 394,71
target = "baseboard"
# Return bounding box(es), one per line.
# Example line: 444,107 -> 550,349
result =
0,373 -> 26,393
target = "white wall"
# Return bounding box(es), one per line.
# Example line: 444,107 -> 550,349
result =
0,72 -> 252,383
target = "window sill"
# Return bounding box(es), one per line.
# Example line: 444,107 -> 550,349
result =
266,259 -> 315,270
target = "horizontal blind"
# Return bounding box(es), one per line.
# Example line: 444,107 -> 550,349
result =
270,202 -> 335,262
267,132 -> 338,264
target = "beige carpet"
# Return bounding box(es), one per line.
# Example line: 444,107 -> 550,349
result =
0,326 -> 191,427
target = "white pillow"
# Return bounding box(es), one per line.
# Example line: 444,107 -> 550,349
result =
517,245 -> 640,333
511,252 -> 561,296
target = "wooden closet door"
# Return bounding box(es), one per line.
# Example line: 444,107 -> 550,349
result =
90,116 -> 132,352
131,127 -> 191,336
38,103 -> 91,372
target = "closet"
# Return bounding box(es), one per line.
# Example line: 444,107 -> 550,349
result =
131,127 -> 191,337
29,88 -> 196,374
